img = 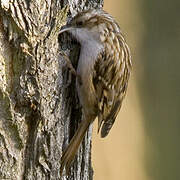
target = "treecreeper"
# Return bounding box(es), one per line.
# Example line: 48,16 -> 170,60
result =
59,8 -> 132,175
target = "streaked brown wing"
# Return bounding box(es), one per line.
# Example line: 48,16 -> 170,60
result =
93,33 -> 132,137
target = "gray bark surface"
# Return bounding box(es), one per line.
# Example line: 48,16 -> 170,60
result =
0,0 -> 103,179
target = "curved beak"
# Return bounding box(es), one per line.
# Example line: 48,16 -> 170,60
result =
59,25 -> 75,34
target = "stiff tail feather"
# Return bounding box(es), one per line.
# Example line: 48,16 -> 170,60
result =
60,120 -> 90,175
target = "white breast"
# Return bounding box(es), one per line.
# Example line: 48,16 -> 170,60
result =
72,28 -> 104,115
74,28 -> 103,76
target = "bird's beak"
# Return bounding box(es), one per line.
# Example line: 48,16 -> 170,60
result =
59,25 -> 75,34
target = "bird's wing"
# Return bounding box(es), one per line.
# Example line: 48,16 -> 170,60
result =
92,33 -> 132,138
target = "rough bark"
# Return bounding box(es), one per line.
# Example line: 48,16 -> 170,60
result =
0,0 -> 103,179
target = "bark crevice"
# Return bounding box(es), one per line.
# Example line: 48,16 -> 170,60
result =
0,1 -> 103,179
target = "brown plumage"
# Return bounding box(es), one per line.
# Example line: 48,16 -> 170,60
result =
59,9 -> 132,175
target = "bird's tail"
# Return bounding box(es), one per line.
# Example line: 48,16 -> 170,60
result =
60,119 -> 91,175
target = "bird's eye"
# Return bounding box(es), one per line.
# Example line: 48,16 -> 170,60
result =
77,21 -> 83,26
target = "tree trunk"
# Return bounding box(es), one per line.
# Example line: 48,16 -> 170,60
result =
0,0 -> 103,179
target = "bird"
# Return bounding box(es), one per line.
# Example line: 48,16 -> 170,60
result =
59,8 -> 132,175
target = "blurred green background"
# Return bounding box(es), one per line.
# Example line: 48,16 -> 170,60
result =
92,0 -> 180,180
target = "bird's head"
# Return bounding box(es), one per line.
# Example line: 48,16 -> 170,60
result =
59,9 -> 120,44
